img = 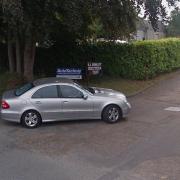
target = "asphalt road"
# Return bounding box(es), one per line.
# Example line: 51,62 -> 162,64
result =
1,73 -> 180,180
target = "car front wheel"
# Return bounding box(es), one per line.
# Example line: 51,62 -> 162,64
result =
21,110 -> 42,128
102,105 -> 122,123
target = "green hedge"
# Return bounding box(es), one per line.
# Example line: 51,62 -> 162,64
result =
35,38 -> 180,80
1,38 -> 180,80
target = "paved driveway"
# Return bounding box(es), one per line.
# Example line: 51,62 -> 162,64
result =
1,73 -> 180,180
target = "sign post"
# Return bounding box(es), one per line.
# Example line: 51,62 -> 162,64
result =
56,68 -> 82,80
86,62 -> 102,85
87,62 -> 102,75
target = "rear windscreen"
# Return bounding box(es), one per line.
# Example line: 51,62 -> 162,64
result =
15,83 -> 34,96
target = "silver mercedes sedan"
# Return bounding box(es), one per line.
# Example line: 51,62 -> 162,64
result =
0,77 -> 131,128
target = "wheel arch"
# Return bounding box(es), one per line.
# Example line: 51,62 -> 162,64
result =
20,109 -> 42,123
101,103 -> 122,119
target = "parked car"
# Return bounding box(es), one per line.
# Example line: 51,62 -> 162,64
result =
0,77 -> 131,128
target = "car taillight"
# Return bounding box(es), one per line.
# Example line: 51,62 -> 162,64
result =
1,100 -> 10,109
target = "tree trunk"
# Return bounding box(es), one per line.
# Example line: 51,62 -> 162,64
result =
16,35 -> 22,74
8,32 -> 15,73
24,37 -> 36,81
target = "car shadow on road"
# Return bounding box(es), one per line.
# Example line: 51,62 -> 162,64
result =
0,120 -> 20,128
42,119 -> 104,127
41,117 -> 128,128
0,118 -> 128,129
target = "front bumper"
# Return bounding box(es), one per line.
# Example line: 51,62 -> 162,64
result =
122,101 -> 131,118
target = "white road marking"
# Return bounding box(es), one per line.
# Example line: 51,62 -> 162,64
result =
164,107 -> 180,112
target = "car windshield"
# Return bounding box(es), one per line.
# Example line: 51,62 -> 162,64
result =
15,83 -> 34,96
74,83 -> 95,95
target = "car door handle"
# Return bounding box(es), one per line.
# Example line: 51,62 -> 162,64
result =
35,101 -> 42,104
63,101 -> 69,103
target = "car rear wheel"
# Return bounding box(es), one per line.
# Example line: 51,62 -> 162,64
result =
21,110 -> 42,128
102,105 -> 122,123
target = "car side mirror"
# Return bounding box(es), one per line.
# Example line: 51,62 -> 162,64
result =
83,94 -> 88,100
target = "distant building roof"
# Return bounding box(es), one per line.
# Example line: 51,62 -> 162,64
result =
137,19 -> 165,33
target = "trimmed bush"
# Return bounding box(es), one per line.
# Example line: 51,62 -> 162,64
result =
1,38 -> 180,80
35,38 -> 180,80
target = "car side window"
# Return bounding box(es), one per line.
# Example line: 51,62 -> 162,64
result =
59,85 -> 83,98
32,85 -> 58,98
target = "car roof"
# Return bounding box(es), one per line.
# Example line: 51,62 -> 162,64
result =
33,77 -> 74,86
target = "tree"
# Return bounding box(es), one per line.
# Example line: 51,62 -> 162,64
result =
167,8 -> 180,37
137,0 -> 179,30
93,0 -> 137,39
0,0 -> 179,80
0,0 -> 86,80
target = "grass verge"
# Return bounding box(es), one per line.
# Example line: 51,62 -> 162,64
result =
87,70 -> 180,96
0,70 -> 180,97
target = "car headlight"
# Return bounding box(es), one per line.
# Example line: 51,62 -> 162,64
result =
117,94 -> 127,101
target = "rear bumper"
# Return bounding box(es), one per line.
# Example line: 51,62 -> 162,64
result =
0,109 -> 20,123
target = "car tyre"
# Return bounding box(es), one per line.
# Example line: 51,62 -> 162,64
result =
102,105 -> 122,123
21,110 -> 42,128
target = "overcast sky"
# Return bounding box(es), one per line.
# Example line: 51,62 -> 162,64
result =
162,0 -> 180,16
140,0 -> 180,18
